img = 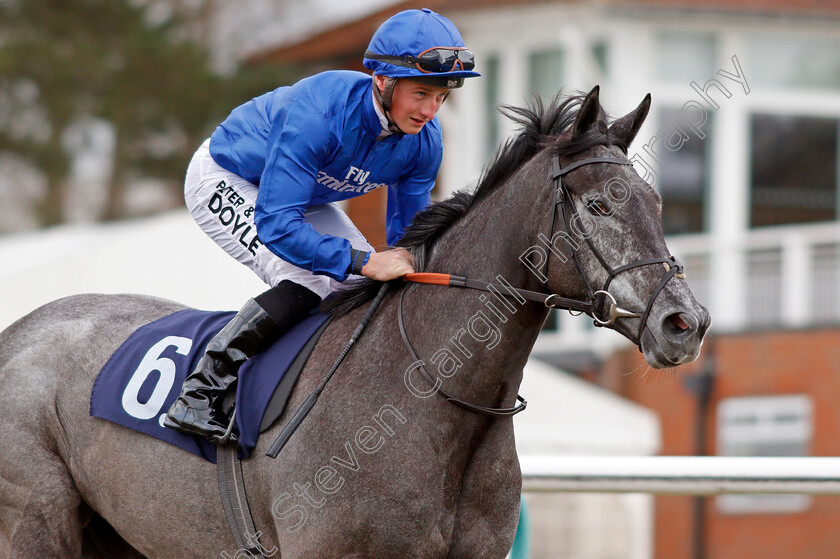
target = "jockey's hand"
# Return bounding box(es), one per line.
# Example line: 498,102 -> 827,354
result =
361,248 -> 415,281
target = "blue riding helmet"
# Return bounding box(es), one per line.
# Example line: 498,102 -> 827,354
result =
364,8 -> 481,87
364,8 -> 480,133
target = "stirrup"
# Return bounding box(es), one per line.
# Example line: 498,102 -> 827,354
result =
213,409 -> 238,445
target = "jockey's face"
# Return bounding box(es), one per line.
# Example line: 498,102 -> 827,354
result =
375,76 -> 449,134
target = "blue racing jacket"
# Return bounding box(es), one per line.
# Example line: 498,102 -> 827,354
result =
209,71 -> 442,281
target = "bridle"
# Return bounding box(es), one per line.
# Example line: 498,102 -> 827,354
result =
398,153 -> 685,418
546,154 -> 684,344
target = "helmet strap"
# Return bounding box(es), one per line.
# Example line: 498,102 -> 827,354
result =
373,77 -> 405,136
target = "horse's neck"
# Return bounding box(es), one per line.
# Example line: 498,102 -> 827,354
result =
399,161 -> 554,409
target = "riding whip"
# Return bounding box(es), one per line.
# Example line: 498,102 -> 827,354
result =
266,282 -> 390,458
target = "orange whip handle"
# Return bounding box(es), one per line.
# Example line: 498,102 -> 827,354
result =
403,273 -> 452,286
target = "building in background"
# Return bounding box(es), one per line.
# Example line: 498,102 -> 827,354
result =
248,1 -> 840,558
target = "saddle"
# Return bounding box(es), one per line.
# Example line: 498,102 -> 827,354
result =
90,308 -> 331,462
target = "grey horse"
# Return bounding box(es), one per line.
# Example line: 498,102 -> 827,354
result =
0,86 -> 709,559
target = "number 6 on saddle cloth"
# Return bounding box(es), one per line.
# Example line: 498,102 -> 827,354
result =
90,308 -> 330,463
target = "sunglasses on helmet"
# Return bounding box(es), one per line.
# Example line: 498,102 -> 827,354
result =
365,47 -> 475,74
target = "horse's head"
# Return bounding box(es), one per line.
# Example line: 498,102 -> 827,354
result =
540,86 -> 710,368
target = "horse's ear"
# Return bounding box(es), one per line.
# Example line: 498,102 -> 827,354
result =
608,93 -> 652,150
572,85 -> 602,137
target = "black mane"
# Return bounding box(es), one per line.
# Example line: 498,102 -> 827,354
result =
323,92 -> 616,317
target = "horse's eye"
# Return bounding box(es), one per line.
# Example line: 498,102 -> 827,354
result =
586,198 -> 612,216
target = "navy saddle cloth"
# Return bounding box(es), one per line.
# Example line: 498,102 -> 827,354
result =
90,308 -> 329,463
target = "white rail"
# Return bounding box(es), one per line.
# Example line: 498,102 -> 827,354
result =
520,456 -> 840,495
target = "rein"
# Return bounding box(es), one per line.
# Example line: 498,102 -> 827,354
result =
397,286 -> 527,418
401,273 -> 594,314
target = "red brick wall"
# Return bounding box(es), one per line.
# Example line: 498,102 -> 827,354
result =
600,328 -> 840,559
346,186 -> 388,250
344,162 -> 445,251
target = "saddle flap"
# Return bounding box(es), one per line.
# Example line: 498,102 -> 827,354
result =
258,316 -> 331,433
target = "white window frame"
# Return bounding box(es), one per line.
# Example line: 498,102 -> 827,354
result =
716,394 -> 813,514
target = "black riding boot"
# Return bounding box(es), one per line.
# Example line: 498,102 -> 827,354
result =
163,280 -> 320,443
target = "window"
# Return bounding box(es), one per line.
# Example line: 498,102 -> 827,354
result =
680,254 -> 710,308
656,32 -> 716,83
591,41 -> 608,77
811,243 -> 840,324
749,114 -> 839,227
746,248 -> 782,328
658,108 -> 711,234
484,55 -> 501,159
748,36 -> 840,91
716,395 -> 813,514
527,48 -> 564,102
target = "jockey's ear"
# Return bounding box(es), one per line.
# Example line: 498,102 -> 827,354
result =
373,74 -> 388,93
609,93 -> 652,152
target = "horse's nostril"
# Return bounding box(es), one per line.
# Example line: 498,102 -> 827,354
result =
662,312 -> 695,341
671,313 -> 690,332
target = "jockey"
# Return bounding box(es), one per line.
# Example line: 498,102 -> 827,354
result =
164,8 -> 479,443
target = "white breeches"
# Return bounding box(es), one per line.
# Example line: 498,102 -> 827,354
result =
184,140 -> 373,298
